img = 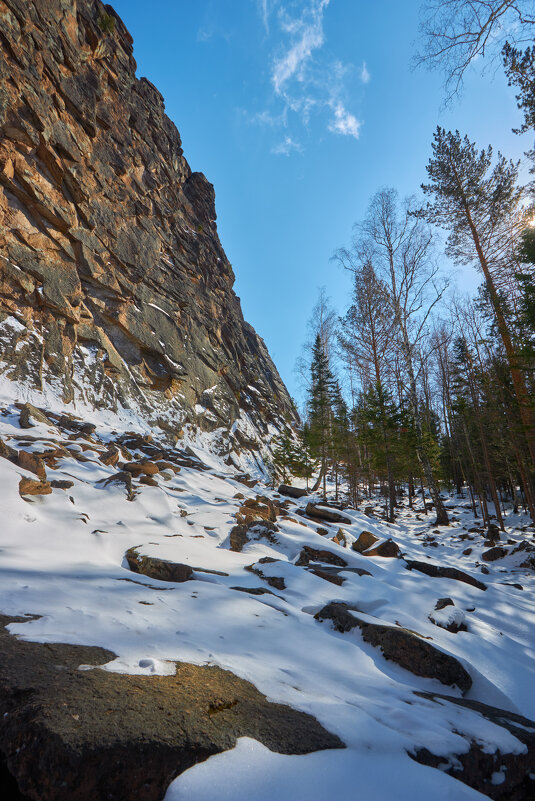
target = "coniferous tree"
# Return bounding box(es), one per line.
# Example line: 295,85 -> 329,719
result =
307,333 -> 337,498
421,128 -> 535,469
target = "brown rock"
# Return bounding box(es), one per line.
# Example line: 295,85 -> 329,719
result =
364,538 -> 401,558
18,477 -> 52,496
229,520 -> 278,552
125,549 -> 193,583
332,528 -> 347,547
16,450 -> 47,480
139,475 -> 158,486
18,403 -> 52,429
309,568 -> 345,585
100,448 -> 120,467
50,480 -> 74,490
351,530 -> 379,553
97,471 -> 135,501
238,497 -> 276,523
245,560 -> 286,590
0,437 -> 18,461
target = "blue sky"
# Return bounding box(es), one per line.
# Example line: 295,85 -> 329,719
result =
110,0 -> 531,400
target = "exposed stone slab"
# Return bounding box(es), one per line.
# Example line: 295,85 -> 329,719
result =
0,615 -> 343,801
315,602 -> 472,693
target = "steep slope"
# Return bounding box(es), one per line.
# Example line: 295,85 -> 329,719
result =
0,400 -> 534,800
0,0 -> 294,455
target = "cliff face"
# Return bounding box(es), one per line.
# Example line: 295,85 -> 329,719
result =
0,0 -> 294,452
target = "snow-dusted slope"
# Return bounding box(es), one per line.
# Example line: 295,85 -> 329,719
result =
0,393 -> 534,800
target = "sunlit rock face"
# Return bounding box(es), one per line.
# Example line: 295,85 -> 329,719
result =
0,0 -> 295,452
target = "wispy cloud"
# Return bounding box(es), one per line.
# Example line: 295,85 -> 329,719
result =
272,0 -> 330,95
258,0 -> 271,33
271,135 -> 304,155
250,0 -> 365,152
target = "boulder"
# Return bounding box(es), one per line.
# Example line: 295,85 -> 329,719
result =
0,615 -> 343,801
16,450 -> 47,480
351,530 -> 379,553
124,461 -> 160,477
295,546 -> 348,567
364,538 -> 401,558
332,528 -> 348,547
97,471 -> 135,501
305,503 -> 352,525
237,496 -> 277,524
410,692 -> 535,800
315,603 -> 471,693
482,546 -> 507,562
125,549 -> 193,583
405,560 -> 487,591
229,520 -> 278,553
18,403 -> 52,429
100,447 -> 120,467
429,600 -> 467,633
18,477 -> 52,496
50,480 -> 74,490
0,437 -> 18,461
277,484 -> 308,499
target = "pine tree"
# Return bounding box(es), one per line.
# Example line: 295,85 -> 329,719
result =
421,128 -> 535,470
307,333 -> 337,498
271,431 -> 295,483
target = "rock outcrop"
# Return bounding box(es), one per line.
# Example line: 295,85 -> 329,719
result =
0,0 -> 295,454
315,602 -> 472,693
0,615 -> 343,801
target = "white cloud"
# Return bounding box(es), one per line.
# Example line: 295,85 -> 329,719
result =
249,0 -> 364,150
258,0 -> 271,33
272,0 -> 331,95
328,102 -> 361,138
271,135 -> 303,155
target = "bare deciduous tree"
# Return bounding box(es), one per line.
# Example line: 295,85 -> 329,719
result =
415,0 -> 535,99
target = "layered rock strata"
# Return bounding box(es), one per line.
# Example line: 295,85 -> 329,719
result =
0,0 -> 295,452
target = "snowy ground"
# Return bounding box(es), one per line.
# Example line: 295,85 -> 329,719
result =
0,395 -> 534,800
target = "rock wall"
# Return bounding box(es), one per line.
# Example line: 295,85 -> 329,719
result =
0,0 -> 295,452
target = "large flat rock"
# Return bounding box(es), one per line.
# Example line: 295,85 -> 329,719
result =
0,615 -> 343,801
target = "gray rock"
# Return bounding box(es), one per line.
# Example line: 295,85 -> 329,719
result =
0,614 -> 344,801
125,548 -> 193,583
315,603 -> 472,693
405,560 -> 487,591
410,692 -> 535,800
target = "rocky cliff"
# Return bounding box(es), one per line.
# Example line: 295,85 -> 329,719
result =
0,0 -> 294,455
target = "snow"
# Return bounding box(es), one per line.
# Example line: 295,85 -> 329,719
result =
0,390 -> 533,799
